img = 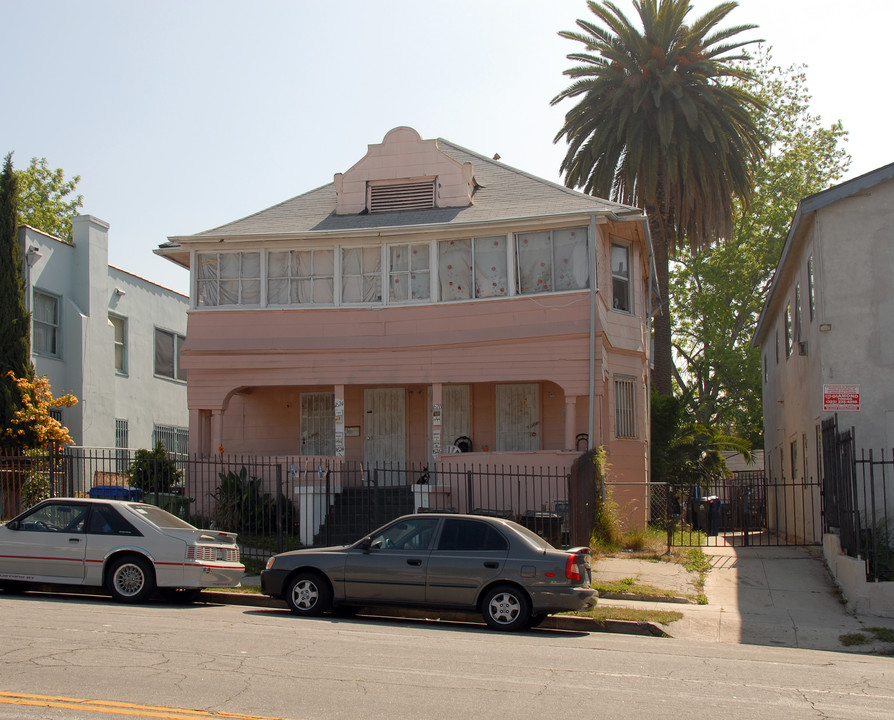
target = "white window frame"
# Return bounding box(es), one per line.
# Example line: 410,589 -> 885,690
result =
267,248 -> 334,306
109,313 -> 127,374
388,242 -> 431,303
341,246 -> 383,304
614,376 -> 637,439
153,424 -> 189,457
196,251 -> 261,307
33,289 -> 61,357
610,242 -> 632,313
154,328 -> 187,381
515,228 -> 589,296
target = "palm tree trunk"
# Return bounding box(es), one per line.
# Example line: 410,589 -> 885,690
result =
647,210 -> 673,396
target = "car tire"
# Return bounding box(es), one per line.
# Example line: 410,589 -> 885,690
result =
160,587 -> 203,604
529,613 -> 549,628
481,584 -> 531,631
108,556 -> 156,604
285,572 -> 332,617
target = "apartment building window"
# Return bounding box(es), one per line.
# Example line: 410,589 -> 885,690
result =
614,376 -> 637,438
763,353 -> 768,384
154,328 -> 186,381
110,314 -> 127,373
516,227 -> 588,296
153,424 -> 189,456
33,290 -> 60,357
784,304 -> 793,357
439,236 -> 510,301
115,419 -> 129,471
267,249 -> 334,305
389,243 -> 431,302
300,392 -> 336,455
197,252 -> 261,306
341,247 -> 382,303
610,243 -> 631,312
807,255 -> 816,321
795,284 -> 802,342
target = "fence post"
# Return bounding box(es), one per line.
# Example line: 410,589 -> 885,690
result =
276,463 -> 283,554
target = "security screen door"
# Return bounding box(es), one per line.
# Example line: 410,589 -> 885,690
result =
364,388 -> 406,484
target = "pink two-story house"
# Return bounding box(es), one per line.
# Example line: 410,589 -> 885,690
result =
157,127 -> 655,527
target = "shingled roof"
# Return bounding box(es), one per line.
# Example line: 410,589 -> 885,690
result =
171,138 -> 638,242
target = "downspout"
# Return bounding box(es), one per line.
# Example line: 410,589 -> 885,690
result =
588,214 -> 598,449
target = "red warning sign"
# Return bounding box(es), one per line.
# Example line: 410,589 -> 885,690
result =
823,384 -> 860,412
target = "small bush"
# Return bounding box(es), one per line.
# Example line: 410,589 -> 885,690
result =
127,442 -> 182,493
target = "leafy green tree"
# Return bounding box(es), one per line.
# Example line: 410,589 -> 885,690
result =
552,0 -> 766,395
0,153 -> 34,448
671,51 -> 850,445
16,157 -> 83,242
667,421 -> 752,491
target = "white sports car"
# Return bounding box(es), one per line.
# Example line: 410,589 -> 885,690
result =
0,497 -> 244,603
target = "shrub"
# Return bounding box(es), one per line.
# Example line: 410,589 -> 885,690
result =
127,442 -> 182,493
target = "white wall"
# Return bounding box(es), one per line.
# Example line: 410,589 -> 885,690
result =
20,216 -> 188,449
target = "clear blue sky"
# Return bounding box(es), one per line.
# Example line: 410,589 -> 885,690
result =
5,0 -> 891,295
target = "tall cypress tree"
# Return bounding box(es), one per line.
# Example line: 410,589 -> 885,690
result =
0,152 -> 34,449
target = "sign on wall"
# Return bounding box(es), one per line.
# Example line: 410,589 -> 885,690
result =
823,384 -> 861,412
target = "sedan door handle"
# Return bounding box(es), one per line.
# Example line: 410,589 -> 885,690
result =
69,538 -> 81,543
407,559 -> 422,566
484,561 -> 499,569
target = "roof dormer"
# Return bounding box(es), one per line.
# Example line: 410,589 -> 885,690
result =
333,126 -> 475,215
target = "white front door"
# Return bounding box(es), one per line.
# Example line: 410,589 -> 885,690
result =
364,388 -> 406,484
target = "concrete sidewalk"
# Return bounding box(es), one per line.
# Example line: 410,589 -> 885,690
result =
594,545 -> 893,652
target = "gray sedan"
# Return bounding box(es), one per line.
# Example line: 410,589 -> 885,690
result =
261,513 -> 596,631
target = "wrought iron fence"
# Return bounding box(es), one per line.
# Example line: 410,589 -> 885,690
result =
822,417 -> 894,582
650,472 -> 821,548
0,448 -> 575,563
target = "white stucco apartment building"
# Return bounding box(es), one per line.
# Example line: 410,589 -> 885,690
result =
19,215 -> 189,451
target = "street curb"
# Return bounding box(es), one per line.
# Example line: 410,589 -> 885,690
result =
200,590 -> 669,637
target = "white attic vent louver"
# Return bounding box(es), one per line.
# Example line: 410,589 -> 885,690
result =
368,180 -> 435,213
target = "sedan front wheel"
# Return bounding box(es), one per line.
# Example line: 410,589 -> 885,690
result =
285,572 -> 332,617
481,584 -> 531,631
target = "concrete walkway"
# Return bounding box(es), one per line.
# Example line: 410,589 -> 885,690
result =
594,545 -> 893,653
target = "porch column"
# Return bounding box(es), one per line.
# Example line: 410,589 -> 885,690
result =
431,382 -> 443,462
565,396 -> 578,450
334,384 -> 345,457
211,410 -> 224,455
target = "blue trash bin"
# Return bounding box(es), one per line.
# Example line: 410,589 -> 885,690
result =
88,485 -> 143,501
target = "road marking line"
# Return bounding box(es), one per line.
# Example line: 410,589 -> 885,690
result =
0,693 -> 302,720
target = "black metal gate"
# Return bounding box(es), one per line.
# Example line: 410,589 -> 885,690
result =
654,471 -> 822,548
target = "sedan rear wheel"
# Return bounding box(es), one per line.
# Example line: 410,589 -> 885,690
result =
481,584 -> 531,631
285,572 -> 332,617
108,556 -> 155,604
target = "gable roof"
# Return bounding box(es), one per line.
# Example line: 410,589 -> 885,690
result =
166,138 -> 639,244
753,161 -> 894,346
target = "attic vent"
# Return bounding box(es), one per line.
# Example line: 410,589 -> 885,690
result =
368,181 -> 435,213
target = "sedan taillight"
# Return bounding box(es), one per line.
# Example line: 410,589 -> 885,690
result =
565,553 -> 581,582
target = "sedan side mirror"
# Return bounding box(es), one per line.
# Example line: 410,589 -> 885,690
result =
359,536 -> 372,551
5,520 -> 19,531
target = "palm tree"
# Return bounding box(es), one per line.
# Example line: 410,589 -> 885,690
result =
552,0 -> 765,396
